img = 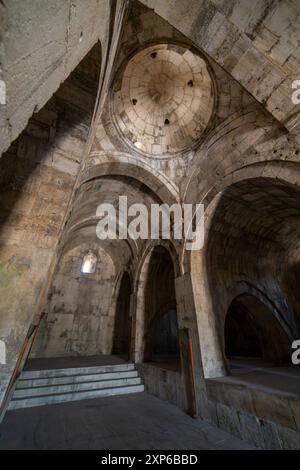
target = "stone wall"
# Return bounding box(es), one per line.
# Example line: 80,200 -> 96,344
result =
137,363 -> 186,410
31,244 -> 116,358
0,44 -> 101,404
206,378 -> 300,450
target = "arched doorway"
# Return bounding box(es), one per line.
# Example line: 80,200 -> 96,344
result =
144,246 -> 181,370
112,272 -> 132,359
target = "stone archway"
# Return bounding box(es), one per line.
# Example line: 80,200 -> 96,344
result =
132,244 -> 181,369
186,173 -> 300,379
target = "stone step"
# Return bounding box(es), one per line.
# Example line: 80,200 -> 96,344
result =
17,370 -> 138,388
21,363 -> 135,380
9,384 -> 145,410
14,377 -> 142,398
9,363 -> 144,410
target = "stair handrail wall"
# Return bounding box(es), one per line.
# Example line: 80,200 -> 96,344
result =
0,311 -> 46,422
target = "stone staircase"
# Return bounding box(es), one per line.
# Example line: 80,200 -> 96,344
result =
8,363 -> 144,410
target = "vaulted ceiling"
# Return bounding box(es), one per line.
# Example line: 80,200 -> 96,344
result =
141,0 -> 300,135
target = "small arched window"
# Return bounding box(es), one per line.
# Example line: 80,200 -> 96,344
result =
81,251 -> 97,274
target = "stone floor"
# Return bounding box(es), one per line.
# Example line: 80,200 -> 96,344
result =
228,359 -> 300,398
0,392 -> 256,450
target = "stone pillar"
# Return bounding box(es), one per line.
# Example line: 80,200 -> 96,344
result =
190,256 -> 227,379
130,285 -> 145,364
175,272 -> 209,419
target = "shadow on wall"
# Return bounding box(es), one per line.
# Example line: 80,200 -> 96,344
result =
0,42 -> 102,405
0,41 -> 102,238
282,261 -> 300,335
225,293 -> 292,366
112,271 -> 131,359
143,246 -> 181,368
151,309 -> 180,362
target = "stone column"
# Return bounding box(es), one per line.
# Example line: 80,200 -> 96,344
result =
190,255 -> 227,379
175,272 -> 209,419
130,285 -> 145,364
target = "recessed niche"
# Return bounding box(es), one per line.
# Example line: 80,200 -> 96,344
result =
150,52 -> 157,59
164,118 -> 170,125
188,80 -> 193,87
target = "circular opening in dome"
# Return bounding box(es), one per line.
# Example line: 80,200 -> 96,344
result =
112,43 -> 215,157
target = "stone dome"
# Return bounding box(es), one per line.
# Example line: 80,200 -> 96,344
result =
112,44 -> 215,156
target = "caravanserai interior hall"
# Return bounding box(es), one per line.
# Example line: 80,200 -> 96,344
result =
0,0 -> 300,450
